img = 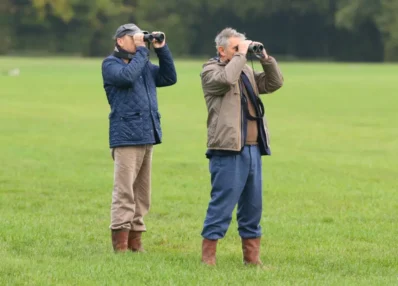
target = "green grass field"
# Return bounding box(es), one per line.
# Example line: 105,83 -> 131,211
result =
0,56 -> 397,285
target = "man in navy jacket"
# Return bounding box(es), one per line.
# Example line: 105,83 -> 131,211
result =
102,23 -> 177,252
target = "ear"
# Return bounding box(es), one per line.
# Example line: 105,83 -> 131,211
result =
116,37 -> 124,47
217,46 -> 225,57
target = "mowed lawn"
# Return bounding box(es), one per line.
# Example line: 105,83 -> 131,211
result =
0,56 -> 397,285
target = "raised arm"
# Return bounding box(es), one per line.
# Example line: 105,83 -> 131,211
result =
102,46 -> 149,88
149,44 -> 177,87
201,53 -> 247,96
254,56 -> 284,94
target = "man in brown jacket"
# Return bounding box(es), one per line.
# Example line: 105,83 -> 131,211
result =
200,27 -> 283,266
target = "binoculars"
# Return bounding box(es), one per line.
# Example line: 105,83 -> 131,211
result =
143,32 -> 165,43
248,43 -> 264,53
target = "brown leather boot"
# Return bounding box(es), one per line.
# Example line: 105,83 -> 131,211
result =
242,237 -> 263,265
128,231 -> 145,252
111,229 -> 129,252
201,238 -> 218,265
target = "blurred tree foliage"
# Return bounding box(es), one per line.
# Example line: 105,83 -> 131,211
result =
1,0 -> 397,61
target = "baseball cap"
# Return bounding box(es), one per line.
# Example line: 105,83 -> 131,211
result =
113,23 -> 142,40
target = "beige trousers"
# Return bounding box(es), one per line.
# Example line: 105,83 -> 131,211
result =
110,145 -> 153,231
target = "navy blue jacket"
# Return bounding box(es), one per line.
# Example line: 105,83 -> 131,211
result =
101,45 -> 177,148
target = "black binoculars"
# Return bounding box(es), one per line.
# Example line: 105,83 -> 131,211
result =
248,43 -> 264,53
143,32 -> 165,43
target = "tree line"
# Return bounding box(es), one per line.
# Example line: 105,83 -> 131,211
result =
1,0 -> 397,61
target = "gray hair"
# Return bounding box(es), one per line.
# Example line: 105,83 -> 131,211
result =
215,28 -> 246,50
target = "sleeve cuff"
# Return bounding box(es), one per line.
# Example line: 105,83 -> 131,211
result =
154,44 -> 170,54
260,56 -> 277,67
234,52 -> 247,58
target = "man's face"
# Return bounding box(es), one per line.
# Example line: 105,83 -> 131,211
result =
117,34 -> 136,53
218,36 -> 243,61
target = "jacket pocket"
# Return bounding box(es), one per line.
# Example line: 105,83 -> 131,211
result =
120,112 -> 144,141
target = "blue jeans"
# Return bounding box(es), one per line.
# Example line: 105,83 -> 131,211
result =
201,145 -> 263,240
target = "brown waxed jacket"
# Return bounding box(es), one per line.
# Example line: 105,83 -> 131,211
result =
201,53 -> 284,152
